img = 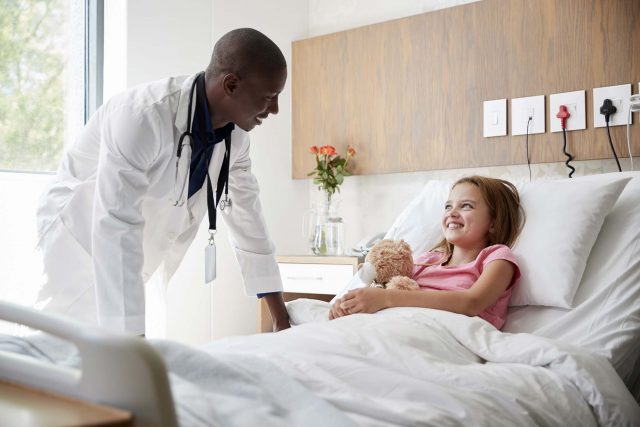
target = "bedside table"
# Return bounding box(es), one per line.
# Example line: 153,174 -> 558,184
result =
258,255 -> 361,332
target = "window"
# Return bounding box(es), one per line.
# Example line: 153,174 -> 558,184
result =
0,0 -> 102,327
0,0 -> 95,172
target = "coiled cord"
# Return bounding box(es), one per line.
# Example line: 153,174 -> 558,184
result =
562,128 -> 575,178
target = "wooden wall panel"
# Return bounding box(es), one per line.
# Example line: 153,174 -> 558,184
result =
292,0 -> 640,178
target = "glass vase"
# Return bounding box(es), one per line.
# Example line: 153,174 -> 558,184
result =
309,192 -> 344,256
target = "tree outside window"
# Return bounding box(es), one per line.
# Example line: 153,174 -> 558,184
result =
0,0 -> 83,172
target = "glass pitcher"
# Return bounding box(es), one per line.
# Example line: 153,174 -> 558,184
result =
303,195 -> 345,256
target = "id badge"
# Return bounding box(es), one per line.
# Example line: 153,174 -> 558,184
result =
205,241 -> 216,283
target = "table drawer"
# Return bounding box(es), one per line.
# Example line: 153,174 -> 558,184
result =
278,263 -> 354,294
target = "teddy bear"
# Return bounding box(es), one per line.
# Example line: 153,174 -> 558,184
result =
364,239 -> 420,291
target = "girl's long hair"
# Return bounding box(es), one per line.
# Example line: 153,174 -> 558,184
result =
431,176 -> 525,263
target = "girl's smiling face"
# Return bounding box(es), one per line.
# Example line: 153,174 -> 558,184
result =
442,182 -> 494,250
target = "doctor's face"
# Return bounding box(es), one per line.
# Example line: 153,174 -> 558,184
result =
229,67 -> 287,132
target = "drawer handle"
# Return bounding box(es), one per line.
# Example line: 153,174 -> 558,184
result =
286,276 -> 323,281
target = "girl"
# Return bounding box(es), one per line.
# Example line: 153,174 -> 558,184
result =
330,176 -> 524,330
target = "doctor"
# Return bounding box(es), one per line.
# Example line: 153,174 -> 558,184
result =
35,28 -> 290,334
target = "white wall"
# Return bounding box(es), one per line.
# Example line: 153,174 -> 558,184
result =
309,0 -> 480,36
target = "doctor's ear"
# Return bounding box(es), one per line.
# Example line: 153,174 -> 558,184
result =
222,73 -> 241,95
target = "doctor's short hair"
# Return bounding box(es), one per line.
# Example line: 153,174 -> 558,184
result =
206,28 -> 286,80
432,175 -> 525,256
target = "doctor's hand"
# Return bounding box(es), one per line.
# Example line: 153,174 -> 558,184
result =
273,319 -> 291,332
339,288 -> 389,315
263,292 -> 291,332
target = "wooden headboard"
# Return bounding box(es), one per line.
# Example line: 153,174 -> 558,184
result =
291,0 -> 640,178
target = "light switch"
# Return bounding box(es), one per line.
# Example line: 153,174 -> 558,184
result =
549,90 -> 586,132
483,99 -> 507,137
593,84 -> 632,128
511,95 -> 545,136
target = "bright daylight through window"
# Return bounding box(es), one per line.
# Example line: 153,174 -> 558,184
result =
0,0 -> 97,331
0,0 -> 87,172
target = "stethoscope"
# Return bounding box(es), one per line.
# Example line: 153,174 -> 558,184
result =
173,75 -> 199,207
173,73 -> 232,216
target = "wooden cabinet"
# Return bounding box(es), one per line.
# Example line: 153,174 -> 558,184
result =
258,255 -> 361,332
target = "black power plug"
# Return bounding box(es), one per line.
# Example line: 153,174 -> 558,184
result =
600,98 -> 617,123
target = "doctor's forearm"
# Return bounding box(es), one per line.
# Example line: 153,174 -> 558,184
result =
263,292 -> 290,331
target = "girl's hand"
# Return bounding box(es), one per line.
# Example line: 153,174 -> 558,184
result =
328,297 -> 349,320
339,287 -> 389,315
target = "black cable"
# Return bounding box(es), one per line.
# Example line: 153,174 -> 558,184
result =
605,121 -> 622,172
525,116 -> 532,182
562,128 -> 575,178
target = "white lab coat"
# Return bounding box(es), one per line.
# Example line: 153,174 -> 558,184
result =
35,73 -> 282,334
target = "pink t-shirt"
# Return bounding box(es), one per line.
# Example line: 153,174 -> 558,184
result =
412,244 -> 520,330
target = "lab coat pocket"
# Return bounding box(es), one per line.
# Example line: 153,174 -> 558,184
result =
58,182 -> 95,256
37,215 -> 95,317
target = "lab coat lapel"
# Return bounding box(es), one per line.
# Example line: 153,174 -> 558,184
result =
174,73 -> 199,134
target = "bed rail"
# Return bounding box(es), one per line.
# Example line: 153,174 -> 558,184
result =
0,301 -> 179,427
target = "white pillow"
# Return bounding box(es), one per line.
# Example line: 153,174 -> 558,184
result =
382,174 -> 632,308
510,174 -> 631,307
384,180 -> 450,254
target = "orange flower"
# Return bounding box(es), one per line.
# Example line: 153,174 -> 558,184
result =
308,144 -> 357,199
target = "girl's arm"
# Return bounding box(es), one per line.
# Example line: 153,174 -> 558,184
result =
337,259 -> 515,317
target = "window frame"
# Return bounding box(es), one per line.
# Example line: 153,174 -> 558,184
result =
85,0 -> 105,123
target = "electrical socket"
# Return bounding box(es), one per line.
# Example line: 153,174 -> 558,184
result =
593,84 -> 632,127
511,95 -> 545,136
549,90 -> 586,132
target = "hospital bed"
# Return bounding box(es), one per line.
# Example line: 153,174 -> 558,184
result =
1,171 -> 639,426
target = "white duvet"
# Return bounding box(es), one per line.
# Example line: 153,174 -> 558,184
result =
158,299 -> 639,427
2,300 -> 638,426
